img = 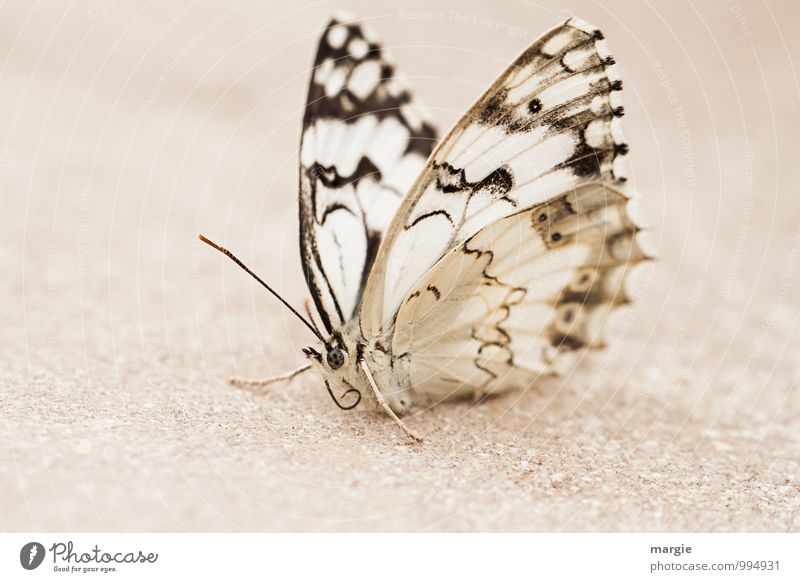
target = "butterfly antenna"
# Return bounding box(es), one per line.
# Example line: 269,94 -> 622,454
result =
198,234 -> 324,342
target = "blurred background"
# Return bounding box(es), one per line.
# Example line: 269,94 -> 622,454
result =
2,0 -> 799,531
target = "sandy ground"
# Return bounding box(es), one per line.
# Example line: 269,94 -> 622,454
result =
2,0 -> 799,532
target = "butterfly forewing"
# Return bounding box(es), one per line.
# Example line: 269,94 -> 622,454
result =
360,18 -> 631,340
299,14 -> 438,334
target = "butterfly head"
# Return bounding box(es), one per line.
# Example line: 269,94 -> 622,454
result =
302,333 -> 365,410
301,342 -> 350,371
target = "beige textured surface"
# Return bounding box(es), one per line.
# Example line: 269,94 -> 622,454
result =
2,0 -> 799,531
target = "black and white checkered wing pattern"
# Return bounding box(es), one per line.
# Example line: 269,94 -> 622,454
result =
299,15 -> 437,334
361,18 -> 632,339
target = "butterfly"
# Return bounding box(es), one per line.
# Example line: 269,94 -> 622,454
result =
200,14 -> 650,440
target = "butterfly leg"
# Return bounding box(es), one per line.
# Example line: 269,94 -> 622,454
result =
358,360 -> 422,442
229,363 -> 312,396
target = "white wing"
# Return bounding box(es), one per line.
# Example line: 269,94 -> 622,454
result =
392,183 -> 649,401
360,18 -> 629,339
299,15 -> 437,334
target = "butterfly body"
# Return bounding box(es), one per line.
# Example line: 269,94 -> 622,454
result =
306,328 -> 495,414
304,324 -> 414,414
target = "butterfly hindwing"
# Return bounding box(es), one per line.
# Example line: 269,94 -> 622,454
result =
360,18 -> 630,339
392,183 -> 648,401
299,15 -> 437,334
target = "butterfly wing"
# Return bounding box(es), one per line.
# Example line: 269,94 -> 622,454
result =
299,15 -> 437,334
391,183 -> 648,401
360,18 -> 630,339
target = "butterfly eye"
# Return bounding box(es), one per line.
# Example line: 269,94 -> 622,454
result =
326,348 -> 345,370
